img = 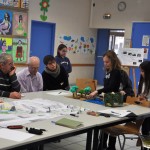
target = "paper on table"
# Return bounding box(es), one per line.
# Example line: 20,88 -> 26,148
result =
0,128 -> 34,142
46,91 -> 69,96
0,119 -> 31,127
0,114 -> 19,121
98,109 -> 132,117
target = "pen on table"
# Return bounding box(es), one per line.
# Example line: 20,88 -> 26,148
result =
51,121 -> 56,124
39,128 -> 46,131
70,114 -> 79,117
58,92 -> 62,94
111,111 -> 121,115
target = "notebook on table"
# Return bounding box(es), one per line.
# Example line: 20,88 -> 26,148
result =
55,118 -> 83,129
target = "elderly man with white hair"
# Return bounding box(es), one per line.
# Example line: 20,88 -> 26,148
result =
17,56 -> 43,93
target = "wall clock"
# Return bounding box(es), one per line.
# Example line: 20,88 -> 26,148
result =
118,1 -> 126,11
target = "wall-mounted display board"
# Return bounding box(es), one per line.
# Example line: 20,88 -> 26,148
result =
0,0 -> 28,64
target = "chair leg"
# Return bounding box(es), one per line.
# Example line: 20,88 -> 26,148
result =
121,134 -> 126,150
118,135 -> 126,150
118,135 -> 122,149
98,130 -> 104,150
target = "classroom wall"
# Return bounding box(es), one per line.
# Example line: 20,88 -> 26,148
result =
25,0 -> 97,84
90,0 -> 150,38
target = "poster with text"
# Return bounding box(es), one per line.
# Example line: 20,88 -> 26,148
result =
12,38 -> 27,63
0,37 -> 12,54
58,35 -> 96,54
118,48 -> 144,66
142,35 -> 149,46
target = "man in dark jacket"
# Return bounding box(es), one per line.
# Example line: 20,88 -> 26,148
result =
0,53 -> 21,99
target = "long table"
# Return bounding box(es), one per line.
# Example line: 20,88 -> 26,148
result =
0,91 -> 150,150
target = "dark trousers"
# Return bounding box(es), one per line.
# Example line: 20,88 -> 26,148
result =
98,132 -> 116,149
141,117 -> 150,150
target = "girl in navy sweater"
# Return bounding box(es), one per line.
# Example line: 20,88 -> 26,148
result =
55,44 -> 72,76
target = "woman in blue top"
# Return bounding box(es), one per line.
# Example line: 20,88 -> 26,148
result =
55,44 -> 72,76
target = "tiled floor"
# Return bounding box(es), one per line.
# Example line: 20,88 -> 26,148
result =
44,133 -> 141,150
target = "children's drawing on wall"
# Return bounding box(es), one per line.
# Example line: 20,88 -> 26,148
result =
12,38 -> 27,63
0,37 -> 12,54
12,0 -> 20,7
21,0 -> 29,8
39,0 -> 50,21
13,12 -> 28,36
0,0 -> 13,6
0,10 -> 12,35
58,35 -> 95,54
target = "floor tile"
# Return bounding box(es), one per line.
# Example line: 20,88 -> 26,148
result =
64,143 -> 85,150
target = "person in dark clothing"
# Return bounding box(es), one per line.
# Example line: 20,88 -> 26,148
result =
138,61 -> 150,150
55,44 -> 72,75
0,53 -> 21,99
88,50 -> 122,150
120,69 -> 135,102
42,55 -> 69,91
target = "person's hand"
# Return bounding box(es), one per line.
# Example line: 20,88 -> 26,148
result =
9,92 -> 21,99
0,99 -> 3,103
120,90 -> 126,95
138,94 -> 147,101
9,66 -> 16,76
87,91 -> 98,99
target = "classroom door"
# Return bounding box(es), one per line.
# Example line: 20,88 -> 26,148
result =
131,22 -> 150,90
30,20 -> 55,73
94,29 -> 110,85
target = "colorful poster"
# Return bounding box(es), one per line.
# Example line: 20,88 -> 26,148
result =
13,12 -> 28,36
0,10 -> 13,35
0,0 -> 13,6
12,0 -> 20,7
12,38 -> 27,63
21,0 -> 29,8
0,37 -> 12,54
58,35 -> 96,54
